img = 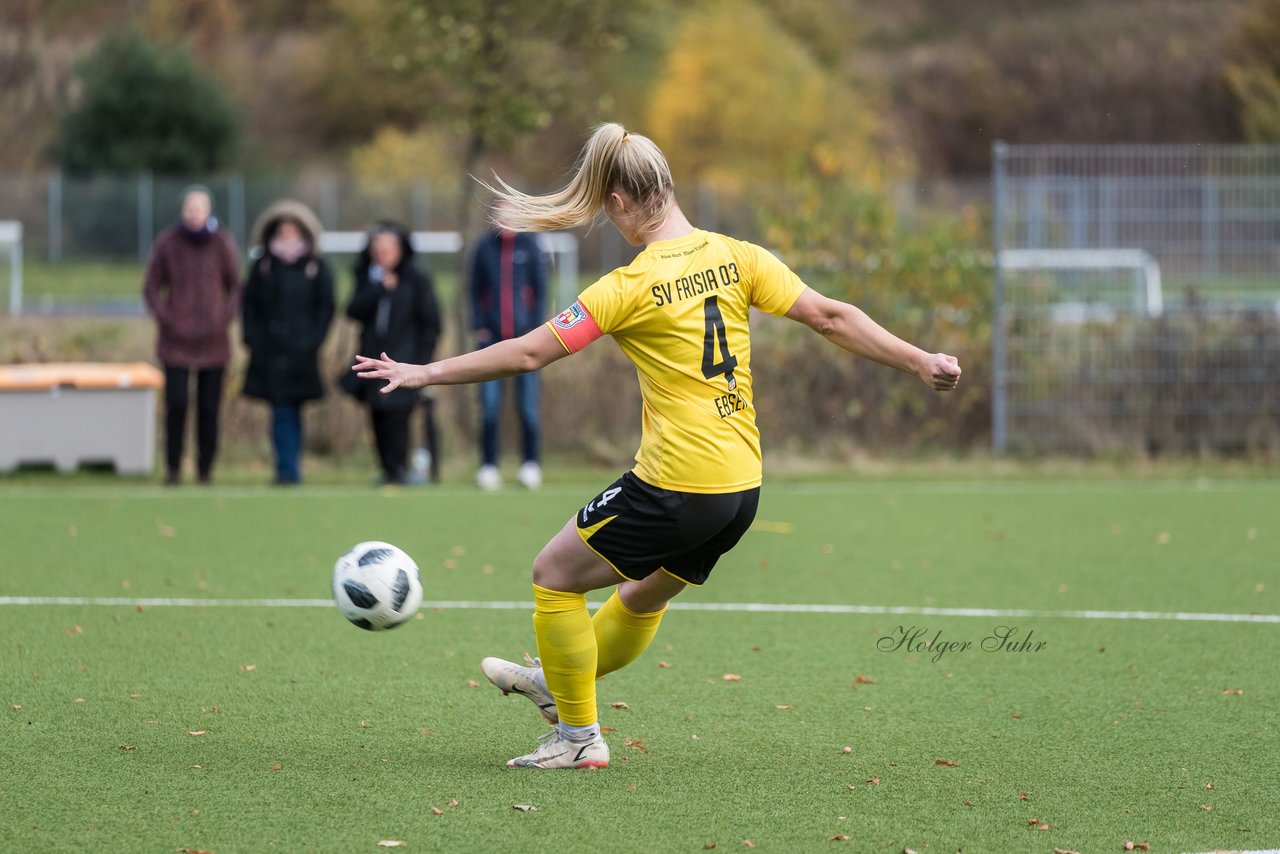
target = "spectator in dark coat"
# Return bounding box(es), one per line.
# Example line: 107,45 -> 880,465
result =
469,202 -> 548,491
241,200 -> 335,485
143,185 -> 242,486
347,221 -> 442,485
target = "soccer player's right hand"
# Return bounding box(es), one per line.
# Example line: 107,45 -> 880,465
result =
353,352 -> 426,393
920,353 -> 961,392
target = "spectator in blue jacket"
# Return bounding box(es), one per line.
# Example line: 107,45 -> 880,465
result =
468,202 -> 548,490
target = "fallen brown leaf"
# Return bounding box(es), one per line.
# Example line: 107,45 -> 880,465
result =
622,736 -> 649,753
512,804 -> 537,811
129,693 -> 141,699
269,763 -> 282,771
10,704 -> 20,710
1011,713 -> 1023,719
854,675 -> 875,685
904,849 -> 919,854
841,746 -> 852,754
1017,792 -> 1030,801
240,665 -> 256,672
1205,782 -> 1215,790
658,660 -> 671,668
431,807 -> 444,815
1124,843 -> 1151,852
186,731 -> 206,737
465,680 -> 479,688
1053,849 -> 1080,854
743,841 -> 755,848
178,848 -> 215,854
610,702 -> 629,710
704,845 -> 717,851
66,625 -> 83,636
446,799 -> 459,807
1027,819 -> 1040,825
1221,688 -> 1244,695
377,842 -> 406,848
831,834 -> 850,842
120,744 -> 136,751
1201,803 -> 1213,810
723,673 -> 742,682
1038,823 -> 1050,831
935,759 -> 959,767
775,705 -> 793,711
867,775 -> 880,785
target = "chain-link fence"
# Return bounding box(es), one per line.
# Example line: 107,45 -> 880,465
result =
0,172 -> 771,314
993,144 -> 1280,454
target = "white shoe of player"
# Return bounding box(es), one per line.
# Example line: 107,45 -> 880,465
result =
517,461 -> 542,490
476,464 -> 502,491
506,727 -> 609,770
481,654 -> 558,724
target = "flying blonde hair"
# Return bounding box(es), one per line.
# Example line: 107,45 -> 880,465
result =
479,123 -> 675,235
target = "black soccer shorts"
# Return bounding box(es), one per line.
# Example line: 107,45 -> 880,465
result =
576,471 -> 760,585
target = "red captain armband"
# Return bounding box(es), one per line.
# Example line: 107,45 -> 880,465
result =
547,301 -> 604,354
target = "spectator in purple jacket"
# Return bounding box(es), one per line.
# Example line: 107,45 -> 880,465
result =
142,186 -> 241,485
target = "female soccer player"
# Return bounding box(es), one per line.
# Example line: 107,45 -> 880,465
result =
354,123 -> 961,770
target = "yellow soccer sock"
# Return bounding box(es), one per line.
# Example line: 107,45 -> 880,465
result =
593,590 -> 667,678
531,584 -> 598,727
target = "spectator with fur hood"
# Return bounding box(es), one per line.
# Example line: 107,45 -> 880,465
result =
241,199 -> 335,485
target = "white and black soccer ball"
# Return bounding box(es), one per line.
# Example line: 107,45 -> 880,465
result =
332,541 -> 424,631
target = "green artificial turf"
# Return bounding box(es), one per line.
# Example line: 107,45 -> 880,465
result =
1,478 -> 1277,852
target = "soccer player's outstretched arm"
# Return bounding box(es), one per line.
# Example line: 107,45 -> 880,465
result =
785,288 -> 961,392
353,325 -> 570,394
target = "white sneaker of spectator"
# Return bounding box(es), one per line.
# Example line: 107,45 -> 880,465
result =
517,461 -> 543,490
476,464 -> 502,491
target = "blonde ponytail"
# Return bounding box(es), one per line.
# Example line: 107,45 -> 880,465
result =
480,123 -> 675,234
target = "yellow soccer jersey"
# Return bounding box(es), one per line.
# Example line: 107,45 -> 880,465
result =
546,228 -> 808,493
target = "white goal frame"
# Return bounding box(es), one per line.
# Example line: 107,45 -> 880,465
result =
997,248 -> 1164,317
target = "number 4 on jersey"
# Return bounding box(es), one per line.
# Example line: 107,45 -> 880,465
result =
701,295 -> 738,391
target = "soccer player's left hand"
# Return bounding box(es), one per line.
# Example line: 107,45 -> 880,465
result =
353,352 -> 425,393
921,353 -> 961,392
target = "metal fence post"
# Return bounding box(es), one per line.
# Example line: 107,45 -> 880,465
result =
137,171 -> 154,263
412,181 -> 431,231
227,173 -> 246,250
1202,175 -> 1219,279
992,141 -> 1009,454
48,171 -> 62,263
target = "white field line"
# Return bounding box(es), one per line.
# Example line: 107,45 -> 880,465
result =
0,596 -> 1277,624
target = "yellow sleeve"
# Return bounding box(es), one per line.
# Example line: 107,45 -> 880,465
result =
747,243 -> 809,316
575,269 -> 632,335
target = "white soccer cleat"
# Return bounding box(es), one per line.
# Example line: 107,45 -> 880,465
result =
476,464 -> 502,491
481,654 -> 559,724
506,728 -> 609,770
517,461 -> 543,490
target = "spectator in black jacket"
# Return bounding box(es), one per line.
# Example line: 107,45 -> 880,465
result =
469,203 -> 548,490
242,200 -> 335,485
348,221 -> 442,485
